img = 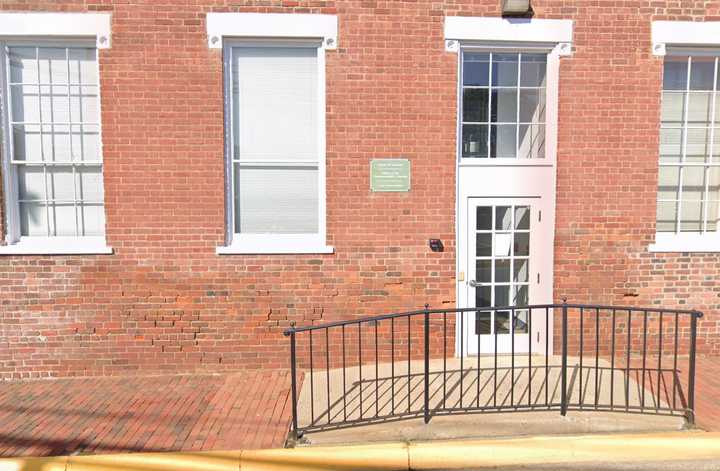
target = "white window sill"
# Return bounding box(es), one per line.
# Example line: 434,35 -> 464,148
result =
217,244 -> 334,255
0,237 -> 113,255
649,233 -> 720,253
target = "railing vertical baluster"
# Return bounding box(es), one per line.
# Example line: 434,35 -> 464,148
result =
610,309 -> 616,410
657,312 -> 663,410
579,307 -> 583,409
359,323 -> 363,420
511,307 -> 515,407
460,311 -> 464,408
626,309 -> 631,412
642,310 -> 648,411
391,317 -> 395,415
595,308 -> 599,410
310,330 -> 315,424
326,328 -> 331,424
375,321 -> 379,418
407,315 -> 411,413
424,304 -> 430,424
545,307 -> 549,408
342,325 -> 347,421
687,311 -> 699,425
560,299 -> 568,416
288,329 -> 300,441
673,312 -> 679,411
443,311 -> 447,410
494,309 -> 498,408
477,310 -> 481,408
528,308 -> 532,407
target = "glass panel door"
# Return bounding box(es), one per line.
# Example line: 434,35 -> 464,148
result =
466,200 -> 534,354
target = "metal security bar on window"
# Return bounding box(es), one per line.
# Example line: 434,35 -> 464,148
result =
461,52 -> 547,159
658,55 -> 720,234
5,45 -> 104,237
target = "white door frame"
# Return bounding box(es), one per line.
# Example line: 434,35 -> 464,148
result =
454,42 -> 564,357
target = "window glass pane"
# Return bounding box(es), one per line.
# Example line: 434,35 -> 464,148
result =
78,125 -> 101,161
680,199 -> 703,232
682,166 -> 705,201
707,200 -> 719,231
476,206 -> 492,230
38,48 -> 68,84
656,200 -> 678,232
476,312 -> 491,335
475,206 -> 492,231
687,92 -> 713,124
514,232 -> 529,256
513,258 -> 529,282
491,54 -> 518,87
463,53 -> 489,86
659,127 -> 683,162
70,86 -> 99,123
235,166 -> 318,234
495,311 -> 510,334
476,259 -> 491,283
513,310 -> 528,333
495,285 -> 510,306
663,57 -> 688,91
690,58 -> 716,91
515,206 -> 530,229
46,166 -> 76,201
495,206 -> 512,230
520,54 -> 546,87
519,89 -> 545,123
490,124 -> 516,158
17,166 -> 45,201
494,233 -> 512,256
491,89 -> 517,122
49,203 -> 76,236
68,48 -> 97,84
708,167 -> 720,200
12,124 -> 42,161
686,128 -> 711,163
495,259 -> 510,283
10,85 -> 39,122
79,203 -> 105,236
9,47 -> 37,84
518,124 -> 545,159
77,165 -> 104,202
476,286 -> 491,308
476,232 -> 492,256
233,47 -> 318,163
462,124 -> 488,158
661,92 -> 685,125
513,285 -> 528,306
658,167 -> 680,200
19,203 -> 46,236
463,89 -> 488,122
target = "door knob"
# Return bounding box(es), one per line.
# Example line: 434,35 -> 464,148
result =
469,280 -> 482,288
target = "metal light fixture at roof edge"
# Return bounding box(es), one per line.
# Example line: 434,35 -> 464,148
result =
502,0 -> 533,18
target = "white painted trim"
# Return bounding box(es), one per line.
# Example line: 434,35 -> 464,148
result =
206,13 -> 338,49
0,237 -> 112,255
649,233 -> 720,253
217,235 -> 334,255
652,21 -> 720,56
444,17 -> 573,54
0,13 -> 111,48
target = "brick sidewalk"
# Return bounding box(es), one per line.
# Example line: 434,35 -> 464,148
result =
0,370 -> 292,457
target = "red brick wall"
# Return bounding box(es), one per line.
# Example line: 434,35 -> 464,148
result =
0,0 -> 718,380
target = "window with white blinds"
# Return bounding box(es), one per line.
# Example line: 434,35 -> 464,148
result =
2,44 -> 105,241
231,46 -> 319,234
222,42 -> 329,253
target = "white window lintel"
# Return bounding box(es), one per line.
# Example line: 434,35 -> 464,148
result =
0,12 -> 111,49
206,13 -> 338,50
444,17 -> 573,55
652,21 -> 720,56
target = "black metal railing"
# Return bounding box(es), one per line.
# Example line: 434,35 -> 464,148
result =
284,301 -> 702,440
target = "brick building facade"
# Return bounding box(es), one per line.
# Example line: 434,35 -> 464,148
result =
0,1 -> 719,380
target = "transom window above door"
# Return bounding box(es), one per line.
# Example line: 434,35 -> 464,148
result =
461,52 -> 547,159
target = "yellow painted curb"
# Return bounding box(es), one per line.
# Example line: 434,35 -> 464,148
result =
1,432 -> 719,471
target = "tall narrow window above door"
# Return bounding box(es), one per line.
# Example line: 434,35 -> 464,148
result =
657,54 -> 720,236
461,52 -> 547,159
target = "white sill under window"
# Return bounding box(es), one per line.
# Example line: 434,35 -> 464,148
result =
216,234 -> 334,255
649,232 -> 720,253
0,236 -> 113,255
